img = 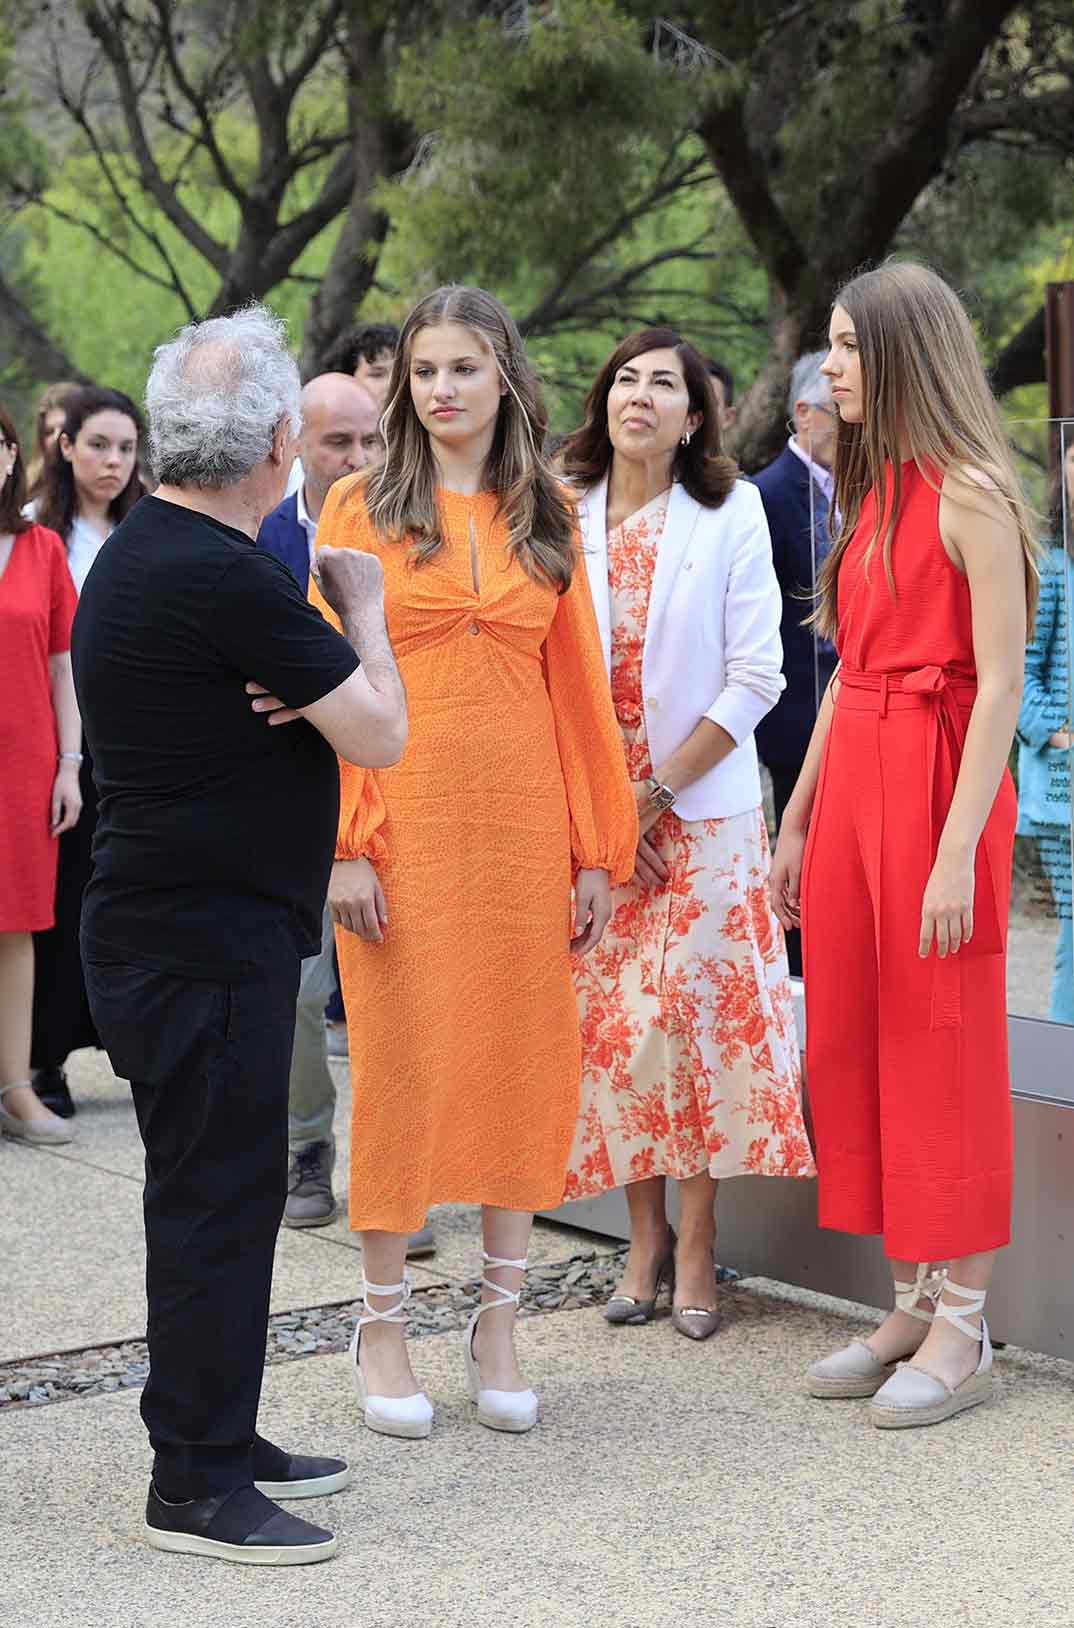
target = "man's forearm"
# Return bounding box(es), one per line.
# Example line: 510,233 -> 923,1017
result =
341,601 -> 407,713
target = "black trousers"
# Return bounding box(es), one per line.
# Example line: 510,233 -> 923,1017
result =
32,746 -> 99,1070
84,956 -> 299,1499
767,759 -> 803,979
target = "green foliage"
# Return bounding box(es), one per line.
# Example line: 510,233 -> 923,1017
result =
381,1 -> 685,295
0,0 -> 1070,454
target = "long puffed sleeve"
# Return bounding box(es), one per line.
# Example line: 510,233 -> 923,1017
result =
704,496 -> 785,743
542,553 -> 638,883
1017,554 -> 1063,751
307,478 -> 389,866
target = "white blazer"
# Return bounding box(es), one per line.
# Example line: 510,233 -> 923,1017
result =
578,476 -> 785,822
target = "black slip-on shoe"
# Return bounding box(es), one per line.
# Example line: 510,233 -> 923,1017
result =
145,1482 -> 337,1566
251,1435 -> 351,1500
33,1067 -> 76,1118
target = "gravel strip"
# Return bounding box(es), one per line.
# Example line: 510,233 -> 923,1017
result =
0,1248 -> 739,1412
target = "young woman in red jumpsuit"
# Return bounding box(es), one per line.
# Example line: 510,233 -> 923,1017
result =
771,262 -> 1039,1429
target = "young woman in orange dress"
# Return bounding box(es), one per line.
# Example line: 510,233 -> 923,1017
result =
771,262 -> 1039,1428
559,329 -> 813,1341
308,286 -> 637,1439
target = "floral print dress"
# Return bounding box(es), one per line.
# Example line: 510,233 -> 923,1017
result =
564,490 -> 815,1197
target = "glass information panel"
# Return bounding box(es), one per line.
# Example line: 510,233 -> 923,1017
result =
1008,418 -> 1073,1027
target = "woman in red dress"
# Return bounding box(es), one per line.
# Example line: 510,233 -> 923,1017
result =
771,262 -> 1039,1428
0,405 -> 81,1144
29,387 -> 144,1118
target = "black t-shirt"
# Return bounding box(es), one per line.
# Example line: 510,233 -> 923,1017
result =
73,496 -> 358,979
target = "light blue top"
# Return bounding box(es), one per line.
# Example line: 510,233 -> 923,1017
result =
1016,543 -> 1073,831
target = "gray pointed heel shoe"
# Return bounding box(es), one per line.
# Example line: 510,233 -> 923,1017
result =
806,1264 -> 945,1399
603,1234 -> 676,1326
870,1281 -> 993,1430
671,1305 -> 720,1342
0,1081 -> 74,1146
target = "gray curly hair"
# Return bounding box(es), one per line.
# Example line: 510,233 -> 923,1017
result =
145,305 -> 302,487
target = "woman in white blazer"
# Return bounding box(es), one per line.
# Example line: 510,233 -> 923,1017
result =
559,328 -> 814,1339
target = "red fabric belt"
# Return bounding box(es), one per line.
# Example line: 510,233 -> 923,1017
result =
835,665 -> 997,1029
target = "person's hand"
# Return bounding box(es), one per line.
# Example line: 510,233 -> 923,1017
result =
311,546 -> 384,619
919,847 -> 975,958
329,857 -> 388,942
633,834 -> 669,890
571,867 -> 612,955
50,761 -> 82,835
1048,727 -> 1072,750
633,780 -> 662,838
246,680 -> 301,726
770,822 -> 806,932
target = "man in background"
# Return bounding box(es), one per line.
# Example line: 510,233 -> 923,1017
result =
261,373 -> 381,594
753,350 -> 840,976
706,357 -> 737,436
260,372 -> 380,1227
323,321 -> 399,412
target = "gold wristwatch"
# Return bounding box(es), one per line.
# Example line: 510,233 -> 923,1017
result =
645,776 -> 676,813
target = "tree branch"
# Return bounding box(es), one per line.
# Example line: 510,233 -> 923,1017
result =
147,0 -> 248,206
697,90 -> 804,296
831,0 -> 1023,273
958,84 -> 1074,148
81,4 -> 231,275
990,305 -> 1046,397
21,194 -> 198,316
46,50 -> 200,318
520,141 -> 715,333
0,269 -> 90,384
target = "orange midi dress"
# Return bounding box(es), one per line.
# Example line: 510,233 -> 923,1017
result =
310,480 -> 638,1233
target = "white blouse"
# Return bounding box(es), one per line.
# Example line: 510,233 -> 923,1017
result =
24,504 -> 110,595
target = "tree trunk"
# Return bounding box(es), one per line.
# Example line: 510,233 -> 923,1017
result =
989,306 -> 1046,397
0,274 -> 90,387
301,122 -> 392,377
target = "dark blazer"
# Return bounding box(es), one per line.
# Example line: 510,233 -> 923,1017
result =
753,443 -> 839,767
257,492 -> 310,594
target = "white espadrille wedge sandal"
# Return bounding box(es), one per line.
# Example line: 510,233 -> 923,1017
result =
348,1273 -> 434,1439
869,1279 -> 993,1429
463,1252 -> 538,1434
806,1264 -> 946,1399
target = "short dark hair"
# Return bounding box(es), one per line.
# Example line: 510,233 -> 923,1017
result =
561,327 -> 738,510
323,322 -> 400,375
0,403 -> 31,534
705,357 -> 734,404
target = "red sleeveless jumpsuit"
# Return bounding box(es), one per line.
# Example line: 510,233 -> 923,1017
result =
801,461 -> 1015,1261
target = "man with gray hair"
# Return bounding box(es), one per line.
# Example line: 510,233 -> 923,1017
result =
72,306 -> 406,1566
754,350 -> 840,976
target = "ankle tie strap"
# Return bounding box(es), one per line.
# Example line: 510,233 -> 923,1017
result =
474,1251 -> 529,1318
0,1081 -> 32,1100
893,1263 -> 947,1322
933,1279 -> 987,1341
359,1273 -> 411,1329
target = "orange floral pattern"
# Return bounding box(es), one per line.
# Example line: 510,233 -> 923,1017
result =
564,491 -> 815,1197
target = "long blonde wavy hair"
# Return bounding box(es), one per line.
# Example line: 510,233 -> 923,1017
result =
815,260 -> 1041,640
363,285 -> 576,591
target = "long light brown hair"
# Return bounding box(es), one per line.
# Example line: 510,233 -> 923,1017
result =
815,261 -> 1041,639
363,286 -> 576,592
560,326 -> 737,508
26,380 -> 80,493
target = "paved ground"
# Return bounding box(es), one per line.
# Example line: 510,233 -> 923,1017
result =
3,1047 -> 1074,1627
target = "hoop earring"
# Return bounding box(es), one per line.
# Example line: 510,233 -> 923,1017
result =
680,430 -> 693,447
